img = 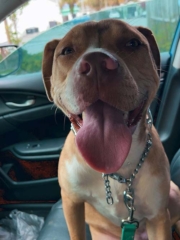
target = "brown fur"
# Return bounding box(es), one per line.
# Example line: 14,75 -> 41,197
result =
42,20 -> 180,239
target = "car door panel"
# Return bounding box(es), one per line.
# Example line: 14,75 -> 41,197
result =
150,52 -> 171,121
0,166 -> 59,201
155,21 -> 180,162
0,101 -> 69,202
0,134 -> 66,202
0,116 -> 15,134
0,73 -> 70,203
0,93 -> 48,116
0,73 -> 45,92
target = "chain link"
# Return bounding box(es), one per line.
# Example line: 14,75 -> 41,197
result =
102,110 -> 153,231
102,174 -> 114,205
129,132 -> 152,184
102,132 -> 152,205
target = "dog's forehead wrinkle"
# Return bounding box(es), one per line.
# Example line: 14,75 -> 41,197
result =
98,20 -> 145,43
67,23 -> 99,46
69,21 -> 146,47
58,27 -> 89,50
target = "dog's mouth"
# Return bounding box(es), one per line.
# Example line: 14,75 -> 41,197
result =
70,100 -> 145,173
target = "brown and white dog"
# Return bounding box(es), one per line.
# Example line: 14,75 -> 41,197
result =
42,19 -> 180,240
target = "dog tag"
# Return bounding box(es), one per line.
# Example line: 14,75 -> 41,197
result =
121,221 -> 138,240
121,189 -> 139,240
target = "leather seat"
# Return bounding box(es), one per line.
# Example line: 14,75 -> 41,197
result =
37,200 -> 92,240
171,149 -> 180,187
38,148 -> 180,240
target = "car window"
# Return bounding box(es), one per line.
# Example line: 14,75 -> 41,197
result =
0,0 -> 179,77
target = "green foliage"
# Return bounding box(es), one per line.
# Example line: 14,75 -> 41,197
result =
5,2 -> 29,45
59,0 -> 77,17
146,0 -> 179,52
0,50 -> 19,77
18,49 -> 43,73
8,13 -> 19,44
148,19 -> 178,52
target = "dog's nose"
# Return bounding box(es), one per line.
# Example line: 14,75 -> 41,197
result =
79,60 -> 91,74
101,57 -> 118,70
78,52 -> 118,75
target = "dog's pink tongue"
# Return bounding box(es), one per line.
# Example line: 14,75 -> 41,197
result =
76,101 -> 132,173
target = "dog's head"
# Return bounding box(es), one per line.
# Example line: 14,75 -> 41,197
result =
42,19 -> 160,173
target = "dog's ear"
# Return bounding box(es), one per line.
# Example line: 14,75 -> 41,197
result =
42,39 -> 60,101
136,26 -> 160,76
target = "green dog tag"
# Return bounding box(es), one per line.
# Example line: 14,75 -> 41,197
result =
121,222 -> 138,240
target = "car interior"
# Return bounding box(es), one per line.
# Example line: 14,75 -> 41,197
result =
0,0 -> 180,239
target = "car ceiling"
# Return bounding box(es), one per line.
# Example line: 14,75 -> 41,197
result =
0,0 -> 30,21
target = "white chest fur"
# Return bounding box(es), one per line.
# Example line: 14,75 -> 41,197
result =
65,153 -> 161,227
65,156 -> 125,225
64,125 -> 163,227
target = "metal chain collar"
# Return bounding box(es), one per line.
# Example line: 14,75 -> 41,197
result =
102,110 -> 153,227
102,132 -> 152,206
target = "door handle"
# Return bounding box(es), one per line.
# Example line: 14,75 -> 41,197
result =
6,99 -> 35,108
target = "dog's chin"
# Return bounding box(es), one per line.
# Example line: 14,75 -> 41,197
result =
69,100 -> 146,174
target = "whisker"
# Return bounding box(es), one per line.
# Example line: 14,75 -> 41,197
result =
121,51 -> 135,61
114,49 -> 135,60
137,90 -> 147,97
148,95 -> 167,109
157,69 -> 169,73
54,107 -> 58,125
51,103 -> 56,110
114,49 -> 126,55
159,64 -> 170,68
153,96 -> 162,105
64,115 -> 67,131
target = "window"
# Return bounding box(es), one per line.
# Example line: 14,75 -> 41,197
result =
0,0 -> 179,77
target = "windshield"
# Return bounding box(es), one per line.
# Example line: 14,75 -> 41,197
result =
0,0 -> 179,77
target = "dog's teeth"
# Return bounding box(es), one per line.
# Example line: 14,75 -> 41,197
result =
82,112 -> 85,121
123,112 -> 128,120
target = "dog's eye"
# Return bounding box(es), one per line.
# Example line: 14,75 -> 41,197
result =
126,39 -> 142,48
61,47 -> 74,55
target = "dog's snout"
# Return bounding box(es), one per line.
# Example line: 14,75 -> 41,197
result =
79,60 -> 91,74
101,57 -> 118,70
78,51 -> 118,76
